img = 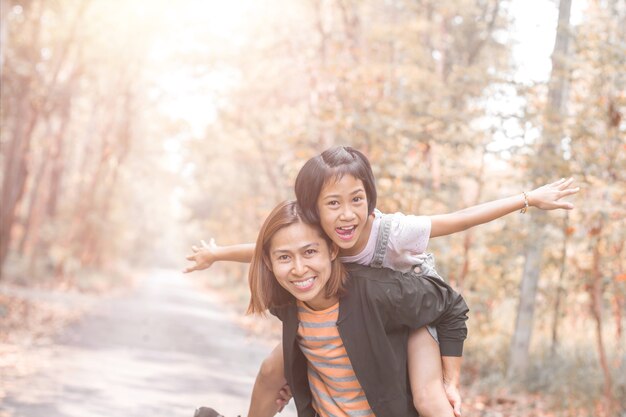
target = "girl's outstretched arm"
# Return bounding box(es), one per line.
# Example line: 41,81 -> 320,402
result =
430,178 -> 580,238
183,238 -> 255,273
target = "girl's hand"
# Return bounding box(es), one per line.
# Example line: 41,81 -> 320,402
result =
412,253 -> 429,274
527,178 -> 580,210
184,238 -> 218,273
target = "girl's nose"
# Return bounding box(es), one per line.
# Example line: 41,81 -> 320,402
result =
340,207 -> 355,220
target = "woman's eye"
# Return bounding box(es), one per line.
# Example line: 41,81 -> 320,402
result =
277,255 -> 290,261
327,200 -> 339,207
353,196 -> 364,203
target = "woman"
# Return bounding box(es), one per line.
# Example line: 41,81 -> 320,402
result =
201,200 -> 469,417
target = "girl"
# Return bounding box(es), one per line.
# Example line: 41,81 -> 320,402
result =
197,200 -> 469,417
186,146 -> 579,416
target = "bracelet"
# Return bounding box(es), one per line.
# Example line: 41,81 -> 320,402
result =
520,191 -> 529,214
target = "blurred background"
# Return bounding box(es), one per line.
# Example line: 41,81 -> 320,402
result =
0,0 -> 624,415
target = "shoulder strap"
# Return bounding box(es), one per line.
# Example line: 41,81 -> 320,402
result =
370,214 -> 393,268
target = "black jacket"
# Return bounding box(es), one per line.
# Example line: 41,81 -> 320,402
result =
271,263 -> 469,417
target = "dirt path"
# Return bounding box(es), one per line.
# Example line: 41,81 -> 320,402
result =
0,269 -> 296,417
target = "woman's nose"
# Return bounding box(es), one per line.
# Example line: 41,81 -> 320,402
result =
291,257 -> 308,275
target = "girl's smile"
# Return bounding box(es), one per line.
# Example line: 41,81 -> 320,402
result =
317,175 -> 374,256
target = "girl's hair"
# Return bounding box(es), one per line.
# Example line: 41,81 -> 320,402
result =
294,146 -> 377,224
247,200 -> 347,315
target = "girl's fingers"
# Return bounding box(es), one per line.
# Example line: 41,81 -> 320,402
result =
558,177 -> 574,189
199,238 -> 217,249
557,187 -> 579,200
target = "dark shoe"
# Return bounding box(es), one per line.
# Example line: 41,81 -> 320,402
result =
194,407 -> 224,417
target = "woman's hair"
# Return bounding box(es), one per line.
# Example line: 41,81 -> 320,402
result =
294,146 -> 377,224
247,200 -> 347,315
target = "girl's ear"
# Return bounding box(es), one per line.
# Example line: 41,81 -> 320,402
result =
329,243 -> 339,261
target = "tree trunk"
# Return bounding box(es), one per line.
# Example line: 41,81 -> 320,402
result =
587,219 -> 615,415
18,119 -> 54,256
507,0 -> 573,380
508,213 -> 548,379
0,97 -> 39,274
456,154 -> 486,292
550,213 -> 569,355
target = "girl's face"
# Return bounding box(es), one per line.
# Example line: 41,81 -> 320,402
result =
316,174 -> 373,256
268,222 -> 338,311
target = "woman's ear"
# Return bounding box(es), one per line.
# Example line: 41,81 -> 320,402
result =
263,254 -> 272,271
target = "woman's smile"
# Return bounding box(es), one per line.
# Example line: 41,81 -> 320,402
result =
269,222 -> 338,310
291,276 -> 317,291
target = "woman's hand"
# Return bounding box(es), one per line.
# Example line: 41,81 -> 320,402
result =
276,383 -> 293,412
527,177 -> 580,210
184,238 -> 218,273
443,381 -> 462,417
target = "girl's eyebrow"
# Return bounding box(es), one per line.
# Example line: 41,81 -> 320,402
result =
322,188 -> 365,199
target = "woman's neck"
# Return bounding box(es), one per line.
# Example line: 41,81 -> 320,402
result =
304,295 -> 339,311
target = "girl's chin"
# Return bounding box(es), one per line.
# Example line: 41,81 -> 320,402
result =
335,239 -> 357,250
336,240 -> 362,256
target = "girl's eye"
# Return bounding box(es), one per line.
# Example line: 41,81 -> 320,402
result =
327,200 -> 339,207
353,196 -> 364,203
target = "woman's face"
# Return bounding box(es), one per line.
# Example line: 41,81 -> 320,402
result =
268,222 -> 338,311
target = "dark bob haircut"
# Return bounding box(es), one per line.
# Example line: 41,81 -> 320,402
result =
294,146 -> 377,224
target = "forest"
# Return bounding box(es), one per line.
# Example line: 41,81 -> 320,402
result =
1,0 -> 625,416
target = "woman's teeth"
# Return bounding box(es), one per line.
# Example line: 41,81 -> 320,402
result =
293,277 -> 315,289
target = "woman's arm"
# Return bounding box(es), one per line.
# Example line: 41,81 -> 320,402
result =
442,356 -> 462,417
430,178 -> 579,238
184,238 -> 255,273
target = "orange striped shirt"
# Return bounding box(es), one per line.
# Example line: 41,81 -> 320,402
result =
296,301 -> 374,417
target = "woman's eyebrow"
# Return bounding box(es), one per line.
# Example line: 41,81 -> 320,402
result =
301,243 -> 319,250
271,242 -> 318,256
